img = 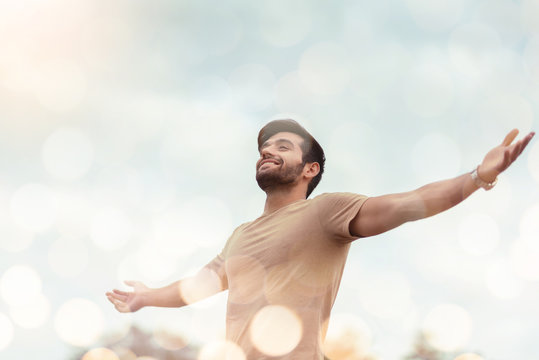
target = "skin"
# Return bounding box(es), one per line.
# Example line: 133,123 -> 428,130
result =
106,128 -> 535,313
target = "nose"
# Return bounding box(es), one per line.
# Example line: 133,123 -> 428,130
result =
260,146 -> 275,158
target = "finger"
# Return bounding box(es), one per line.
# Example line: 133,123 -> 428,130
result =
502,129 -> 519,146
124,280 -> 137,288
113,289 -> 130,297
520,132 -> 535,154
108,291 -> 128,302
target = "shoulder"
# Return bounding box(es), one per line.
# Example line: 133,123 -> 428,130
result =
311,192 -> 368,204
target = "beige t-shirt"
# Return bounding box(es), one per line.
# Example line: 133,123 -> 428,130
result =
205,192 -> 368,359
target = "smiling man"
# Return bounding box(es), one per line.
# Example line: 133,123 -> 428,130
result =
107,119 -> 534,359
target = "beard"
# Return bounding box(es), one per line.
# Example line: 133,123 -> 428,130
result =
256,161 -> 305,192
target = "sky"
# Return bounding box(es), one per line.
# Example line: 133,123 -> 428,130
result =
1,0 -> 539,359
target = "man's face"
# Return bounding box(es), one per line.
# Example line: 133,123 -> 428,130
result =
255,132 -> 306,192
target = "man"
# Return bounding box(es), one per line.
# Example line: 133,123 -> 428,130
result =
106,119 -> 534,359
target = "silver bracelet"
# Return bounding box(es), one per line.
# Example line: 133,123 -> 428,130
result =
471,166 -> 497,191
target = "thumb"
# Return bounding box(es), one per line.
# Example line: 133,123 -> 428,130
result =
502,128 -> 519,146
124,280 -> 137,288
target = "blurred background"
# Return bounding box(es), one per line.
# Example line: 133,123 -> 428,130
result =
1,0 -> 538,359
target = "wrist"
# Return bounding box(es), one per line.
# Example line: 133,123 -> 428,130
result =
471,165 -> 497,191
477,165 -> 497,183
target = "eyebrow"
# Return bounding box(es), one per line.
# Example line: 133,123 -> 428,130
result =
261,138 -> 295,149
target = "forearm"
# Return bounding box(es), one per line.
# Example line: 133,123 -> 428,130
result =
144,280 -> 188,308
402,171 -> 480,222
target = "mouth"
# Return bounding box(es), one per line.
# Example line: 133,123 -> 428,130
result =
258,159 -> 281,169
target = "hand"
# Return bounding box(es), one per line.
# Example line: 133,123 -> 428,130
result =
478,129 -> 535,182
106,280 -> 149,313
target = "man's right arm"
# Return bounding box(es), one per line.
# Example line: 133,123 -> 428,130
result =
106,259 -> 228,313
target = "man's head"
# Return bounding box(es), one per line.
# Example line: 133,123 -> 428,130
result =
256,119 -> 325,198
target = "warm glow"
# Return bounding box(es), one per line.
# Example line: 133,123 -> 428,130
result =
179,268 -> 223,305
81,348 -> 120,360
54,298 -> 104,347
324,313 -> 373,359
0,313 -> 14,351
454,353 -> 484,360
422,303 -> 472,352
198,340 -> 246,360
485,259 -> 523,299
9,293 -> 51,329
510,237 -> 539,281
249,305 -> 303,356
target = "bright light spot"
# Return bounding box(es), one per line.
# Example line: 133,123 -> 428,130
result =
137,357 -> 158,360
528,140 -> 539,184
33,59 -> 87,112
520,203 -> 539,251
198,340 -> 246,360
249,305 -> 302,356
10,183 -> 57,233
404,62 -> 453,117
111,347 -> 136,360
411,133 -> 461,184
179,268 -> 223,305
449,23 -> 501,77
153,328 -> 189,351
422,303 -> 472,352
458,213 -> 500,256
357,271 -> 414,319
476,91 -> 534,136
81,348 -> 119,360
91,208 -> 132,251
324,313 -> 372,359
0,265 -> 42,306
405,0 -> 466,32
298,42 -> 351,96
54,298 -> 105,347
0,224 -> 33,252
226,256 -> 266,304
259,0 -> 312,47
9,293 -> 51,329
485,259 -> 524,299
454,353 -> 484,360
510,237 -> 539,281
55,191 -> 94,239
135,241 -> 177,282
42,128 -> 94,181
48,237 -> 89,278
229,64 -> 276,112
0,313 -> 14,350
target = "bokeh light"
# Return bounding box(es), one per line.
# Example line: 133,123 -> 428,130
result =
357,271 -> 414,320
249,305 -> 303,356
519,203 -> 539,251
42,127 -> 94,181
422,303 -> 472,352
298,42 -> 351,96
485,259 -> 524,300
9,293 -> 51,329
54,298 -> 105,347
0,313 -> 14,351
411,132 -> 461,184
0,265 -> 42,307
48,236 -> 89,278
274,71 -> 314,114
454,353 -> 484,360
225,255 -> 266,304
0,224 -> 33,253
448,22 -> 501,78
10,183 -> 57,233
323,313 -> 373,359
91,207 -> 133,251
458,213 -> 500,256
404,62 -> 454,118
510,237 -> 539,281
475,91 -> 534,136
81,348 -> 120,360
179,268 -> 222,305
198,340 -> 246,360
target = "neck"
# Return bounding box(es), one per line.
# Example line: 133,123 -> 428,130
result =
262,185 -> 307,215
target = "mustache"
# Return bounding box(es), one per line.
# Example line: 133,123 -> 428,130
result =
257,156 -> 282,169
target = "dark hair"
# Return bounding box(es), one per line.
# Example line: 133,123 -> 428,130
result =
257,119 -> 325,198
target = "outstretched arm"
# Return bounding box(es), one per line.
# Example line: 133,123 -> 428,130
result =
351,129 -> 535,238
106,259 -> 227,313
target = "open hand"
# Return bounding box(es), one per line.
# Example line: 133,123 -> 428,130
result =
106,280 -> 149,313
478,129 -> 535,182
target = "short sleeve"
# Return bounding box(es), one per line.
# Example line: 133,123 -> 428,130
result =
203,254 -> 228,291
314,192 -> 369,242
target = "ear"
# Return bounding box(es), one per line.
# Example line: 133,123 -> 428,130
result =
303,162 -> 320,179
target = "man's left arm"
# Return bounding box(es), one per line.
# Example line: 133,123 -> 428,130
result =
350,129 -> 535,238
